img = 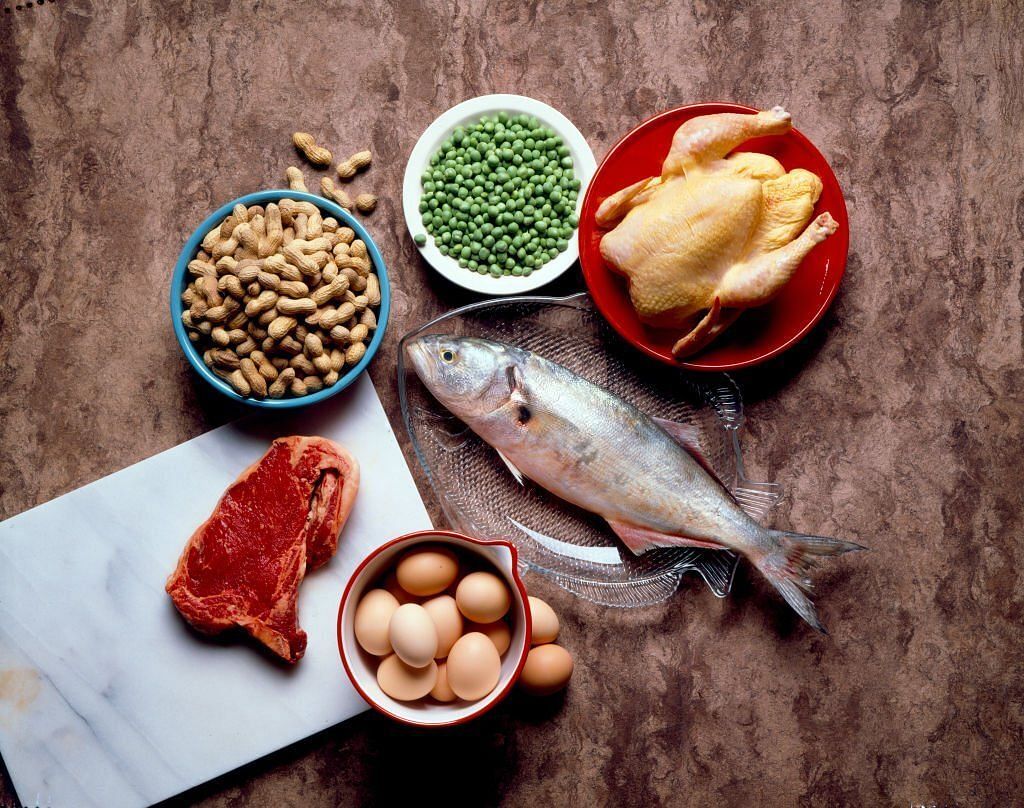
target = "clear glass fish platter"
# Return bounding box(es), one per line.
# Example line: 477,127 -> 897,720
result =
397,293 -> 782,607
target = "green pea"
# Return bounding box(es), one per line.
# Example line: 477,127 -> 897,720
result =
414,233 -> 427,246
424,116 -> 584,280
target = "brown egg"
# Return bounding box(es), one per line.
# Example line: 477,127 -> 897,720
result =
422,595 -> 463,659
396,547 -> 459,597
465,619 -> 512,656
455,571 -> 510,623
376,654 -> 438,701
388,603 -> 438,668
446,632 -> 501,701
519,644 -> 573,696
382,570 -> 420,605
527,596 -> 559,645
353,588 -> 400,656
430,661 -> 457,703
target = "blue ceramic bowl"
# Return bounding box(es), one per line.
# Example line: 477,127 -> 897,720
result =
171,190 -> 390,408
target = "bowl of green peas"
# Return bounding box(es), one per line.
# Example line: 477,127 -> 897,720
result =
403,94 -> 597,295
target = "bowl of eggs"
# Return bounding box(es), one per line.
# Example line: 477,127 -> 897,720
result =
338,530 -> 574,725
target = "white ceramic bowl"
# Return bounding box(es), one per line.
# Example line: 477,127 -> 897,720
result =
337,530 -> 532,726
402,94 -> 597,295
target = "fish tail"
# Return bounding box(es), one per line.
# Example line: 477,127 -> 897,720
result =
754,529 -> 866,634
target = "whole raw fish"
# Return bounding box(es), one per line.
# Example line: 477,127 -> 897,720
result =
405,334 -> 862,633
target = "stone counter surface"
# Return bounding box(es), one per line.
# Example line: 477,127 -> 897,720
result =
1,1 -> 1021,806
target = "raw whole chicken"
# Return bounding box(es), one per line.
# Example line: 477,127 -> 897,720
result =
597,106 -> 838,358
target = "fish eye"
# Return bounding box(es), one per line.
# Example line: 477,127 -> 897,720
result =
440,349 -> 456,364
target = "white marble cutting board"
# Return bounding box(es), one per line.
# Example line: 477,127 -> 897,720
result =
0,376 -> 433,808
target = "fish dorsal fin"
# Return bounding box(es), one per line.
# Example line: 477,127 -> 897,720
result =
606,519 -> 727,555
495,449 -> 527,486
652,416 -> 726,486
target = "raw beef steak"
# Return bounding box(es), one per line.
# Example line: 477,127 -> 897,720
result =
166,436 -> 359,663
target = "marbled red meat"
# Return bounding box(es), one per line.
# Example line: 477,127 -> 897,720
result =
166,436 -> 359,663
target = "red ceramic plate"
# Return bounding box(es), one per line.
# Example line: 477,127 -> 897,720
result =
579,102 -> 849,370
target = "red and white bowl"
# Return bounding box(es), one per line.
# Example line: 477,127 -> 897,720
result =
337,530 -> 532,726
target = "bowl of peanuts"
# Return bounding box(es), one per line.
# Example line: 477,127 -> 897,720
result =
171,190 -> 389,407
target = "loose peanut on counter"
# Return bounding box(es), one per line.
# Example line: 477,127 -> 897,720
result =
336,150 -> 372,180
355,194 -> 378,214
320,176 -> 353,210
286,167 -> 308,192
181,198 -> 382,400
292,133 -> 332,167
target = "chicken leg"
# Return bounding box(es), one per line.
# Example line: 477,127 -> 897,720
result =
718,213 -> 838,308
597,107 -> 793,227
662,106 -> 793,176
671,298 -> 744,358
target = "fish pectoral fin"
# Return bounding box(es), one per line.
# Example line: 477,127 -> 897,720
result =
606,519 -> 728,555
495,449 -> 527,486
506,364 -> 526,401
651,417 -> 729,487
504,365 -> 532,425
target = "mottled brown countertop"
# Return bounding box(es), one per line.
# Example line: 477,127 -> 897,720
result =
2,1 -> 1022,806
